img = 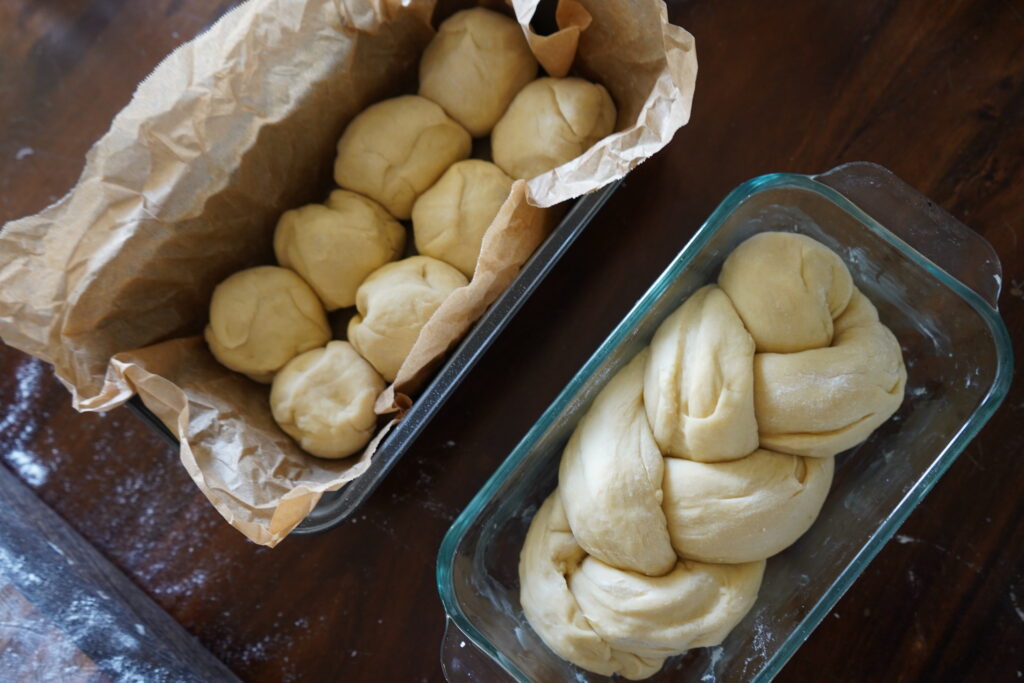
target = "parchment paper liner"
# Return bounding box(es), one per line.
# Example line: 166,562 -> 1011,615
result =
0,0 -> 696,546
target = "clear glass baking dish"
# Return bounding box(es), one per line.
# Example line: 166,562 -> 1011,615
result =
435,162 -> 1013,682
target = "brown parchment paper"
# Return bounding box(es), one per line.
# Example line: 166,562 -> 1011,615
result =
0,0 -> 697,546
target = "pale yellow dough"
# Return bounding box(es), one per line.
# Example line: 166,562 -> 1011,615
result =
418,7 -> 537,137
273,191 -> 405,310
270,341 -> 384,459
411,160 -> 513,278
643,285 -> 758,462
519,231 -> 907,679
718,231 -> 854,354
491,77 -> 616,179
519,492 -> 765,681
347,256 -> 468,382
662,450 -> 834,563
754,290 -> 907,457
558,352 -> 676,577
333,95 -> 471,219
718,231 -> 906,457
559,350 -> 833,567
204,266 -> 329,383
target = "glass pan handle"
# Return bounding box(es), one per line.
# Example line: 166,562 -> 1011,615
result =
814,162 -> 1003,309
440,617 -> 515,683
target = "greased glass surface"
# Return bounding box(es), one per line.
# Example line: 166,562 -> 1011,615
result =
436,166 -> 1013,682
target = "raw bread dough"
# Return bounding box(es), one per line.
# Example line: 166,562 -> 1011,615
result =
754,290 -> 907,457
519,492 -> 765,681
270,341 -> 384,458
718,231 -> 905,457
519,231 -> 906,678
418,7 -> 537,137
643,285 -> 758,462
273,191 -> 405,310
411,160 -> 513,278
570,556 -> 764,663
558,352 -> 676,577
204,266 -> 330,383
333,95 -> 472,219
718,231 -> 854,354
662,450 -> 834,563
491,77 -> 616,179
347,256 -> 468,382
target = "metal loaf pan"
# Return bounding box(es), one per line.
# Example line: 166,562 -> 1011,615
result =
130,180 -> 621,534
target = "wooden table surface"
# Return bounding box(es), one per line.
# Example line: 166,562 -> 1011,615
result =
1,0 -> 1022,681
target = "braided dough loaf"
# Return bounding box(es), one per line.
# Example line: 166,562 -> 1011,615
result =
520,232 -> 906,679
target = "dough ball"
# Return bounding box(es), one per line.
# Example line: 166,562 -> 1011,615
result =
270,341 -> 384,458
419,7 -> 537,137
411,160 -> 513,278
333,95 -> 472,219
718,232 -> 854,353
273,192 -> 406,310
347,256 -> 468,382
559,351 -> 676,577
519,493 -> 765,681
205,266 -> 330,383
755,289 -> 907,457
662,450 -> 834,563
492,77 -> 616,179
643,285 -> 758,462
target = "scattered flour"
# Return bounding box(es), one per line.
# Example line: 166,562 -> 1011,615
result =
700,646 -> 724,682
751,620 -> 773,658
0,358 -> 49,487
6,448 -> 48,486
1010,589 -> 1024,623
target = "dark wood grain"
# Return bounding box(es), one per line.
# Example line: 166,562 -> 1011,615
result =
1,0 -> 1022,681
0,464 -> 240,681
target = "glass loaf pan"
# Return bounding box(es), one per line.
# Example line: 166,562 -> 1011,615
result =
129,180 -> 620,533
435,162 -> 1013,682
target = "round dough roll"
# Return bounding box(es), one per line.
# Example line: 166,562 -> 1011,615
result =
347,256 -> 468,382
755,289 -> 907,457
643,285 -> 758,463
519,493 -> 765,681
333,95 -> 471,219
412,160 -> 513,278
558,351 -> 676,578
492,77 -> 616,180
270,341 -> 384,458
418,7 -> 537,137
718,231 -> 854,353
662,450 -> 834,563
204,266 -> 330,383
273,191 -> 405,310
